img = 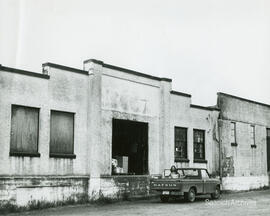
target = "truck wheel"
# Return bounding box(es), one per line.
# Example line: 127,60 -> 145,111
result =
160,195 -> 169,203
211,186 -> 221,199
185,188 -> 196,202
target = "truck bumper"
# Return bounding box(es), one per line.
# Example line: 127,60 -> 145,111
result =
153,190 -> 184,196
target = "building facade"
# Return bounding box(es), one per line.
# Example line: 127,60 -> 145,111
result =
0,59 -> 269,207
218,93 -> 270,191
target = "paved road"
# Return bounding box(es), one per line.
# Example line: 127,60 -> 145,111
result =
8,190 -> 270,216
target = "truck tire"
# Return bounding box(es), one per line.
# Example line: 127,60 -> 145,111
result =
185,188 -> 196,202
160,195 -> 169,203
211,186 -> 221,199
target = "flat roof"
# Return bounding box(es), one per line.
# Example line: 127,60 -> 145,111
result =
0,65 -> 50,79
190,104 -> 220,111
84,59 -> 172,82
42,62 -> 88,75
218,92 -> 270,109
170,90 -> 191,98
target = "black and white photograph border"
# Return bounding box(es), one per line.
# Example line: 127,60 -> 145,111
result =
0,0 -> 270,215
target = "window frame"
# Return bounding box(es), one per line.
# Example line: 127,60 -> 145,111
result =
200,169 -> 210,179
174,126 -> 189,162
250,125 -> 256,148
267,128 -> 270,138
49,110 -> 76,159
193,129 -> 207,163
230,122 -> 237,146
9,104 -> 41,157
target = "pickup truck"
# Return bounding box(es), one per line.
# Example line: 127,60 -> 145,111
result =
150,168 -> 221,202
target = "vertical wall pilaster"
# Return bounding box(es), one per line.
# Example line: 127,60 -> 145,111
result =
84,59 -> 104,198
84,59 -> 103,178
159,79 -> 172,173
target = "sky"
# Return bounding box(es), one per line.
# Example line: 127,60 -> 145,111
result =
0,0 -> 270,106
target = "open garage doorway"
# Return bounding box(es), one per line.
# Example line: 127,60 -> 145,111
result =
112,119 -> 148,175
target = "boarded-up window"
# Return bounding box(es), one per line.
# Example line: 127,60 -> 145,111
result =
175,127 -> 188,161
10,105 -> 40,156
193,129 -> 205,160
50,110 -> 75,158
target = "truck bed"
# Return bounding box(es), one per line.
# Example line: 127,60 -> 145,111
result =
150,178 -> 182,191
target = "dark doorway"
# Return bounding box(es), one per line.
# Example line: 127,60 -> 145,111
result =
267,129 -> 270,171
112,119 -> 148,175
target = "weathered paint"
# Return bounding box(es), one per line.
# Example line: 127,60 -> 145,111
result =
84,60 -> 220,197
218,93 -> 270,190
98,176 -> 151,199
222,176 -> 269,191
0,66 -> 89,176
0,65 -> 90,207
2,60 -> 270,208
1,61 -> 221,206
170,94 -> 220,174
0,176 -> 89,206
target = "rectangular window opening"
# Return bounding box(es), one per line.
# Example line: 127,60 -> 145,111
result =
193,129 -> 205,161
266,128 -> 270,171
230,122 -> 237,145
174,127 -> 188,162
10,105 -> 40,157
250,125 -> 255,147
50,110 -> 75,159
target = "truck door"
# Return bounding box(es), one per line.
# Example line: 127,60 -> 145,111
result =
201,169 -> 214,193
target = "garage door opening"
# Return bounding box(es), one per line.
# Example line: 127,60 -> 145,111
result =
112,119 -> 148,175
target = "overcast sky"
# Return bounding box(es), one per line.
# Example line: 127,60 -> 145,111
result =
1,0 -> 270,106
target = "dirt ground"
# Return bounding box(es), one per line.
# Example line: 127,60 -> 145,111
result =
7,189 -> 270,216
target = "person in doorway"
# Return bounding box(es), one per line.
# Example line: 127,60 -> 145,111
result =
170,165 -> 180,179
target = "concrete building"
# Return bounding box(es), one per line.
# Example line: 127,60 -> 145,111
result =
218,93 -> 270,191
0,59 -> 269,207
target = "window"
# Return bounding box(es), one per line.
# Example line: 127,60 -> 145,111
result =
174,127 -> 188,161
182,169 -> 200,179
267,129 -> 270,171
10,105 -> 40,157
50,110 -> 75,158
201,169 -> 210,179
193,129 -> 205,161
250,125 -> 256,148
230,122 -> 237,146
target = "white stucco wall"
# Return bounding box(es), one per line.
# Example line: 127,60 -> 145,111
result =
99,67 -> 164,176
0,66 -> 89,176
170,93 -> 220,174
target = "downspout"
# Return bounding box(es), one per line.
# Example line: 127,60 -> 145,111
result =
218,120 -> 222,184
217,94 -> 223,184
